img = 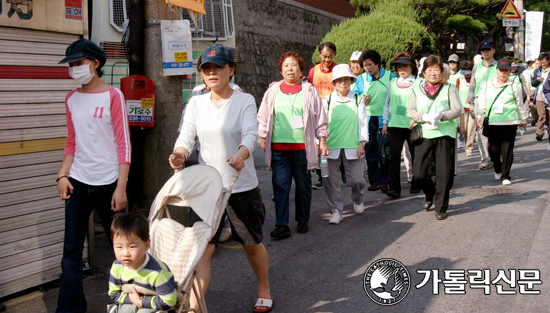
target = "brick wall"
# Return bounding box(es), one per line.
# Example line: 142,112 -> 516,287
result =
233,0 -> 345,104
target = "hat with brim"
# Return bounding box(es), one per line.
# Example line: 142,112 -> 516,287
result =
480,41 -> 495,51
392,56 -> 414,66
330,64 -> 356,85
199,43 -> 234,69
497,58 -> 512,70
58,39 -> 106,67
350,51 -> 362,62
448,54 -> 459,62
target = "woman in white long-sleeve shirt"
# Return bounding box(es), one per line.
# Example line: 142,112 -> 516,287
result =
169,44 -> 273,313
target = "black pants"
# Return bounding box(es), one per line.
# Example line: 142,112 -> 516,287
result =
387,127 -> 421,194
413,136 -> 455,214
488,125 -> 518,180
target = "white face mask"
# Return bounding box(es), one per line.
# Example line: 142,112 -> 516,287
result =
69,63 -> 95,85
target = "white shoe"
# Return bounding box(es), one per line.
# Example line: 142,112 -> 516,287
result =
466,151 -> 473,157
353,202 -> 365,214
219,229 -> 232,243
407,176 -> 413,183
494,173 -> 501,181
458,140 -> 465,148
329,209 -> 343,224
502,179 -> 512,186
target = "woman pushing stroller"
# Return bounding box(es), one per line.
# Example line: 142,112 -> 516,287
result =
169,44 -> 273,313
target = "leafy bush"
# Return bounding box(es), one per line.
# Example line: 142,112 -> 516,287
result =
312,0 -> 434,69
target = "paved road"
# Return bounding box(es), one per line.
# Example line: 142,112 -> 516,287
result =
12,126 -> 550,313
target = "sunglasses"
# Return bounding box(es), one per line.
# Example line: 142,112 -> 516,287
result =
449,61 -> 458,64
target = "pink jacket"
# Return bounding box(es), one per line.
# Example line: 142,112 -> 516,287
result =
257,80 -> 329,170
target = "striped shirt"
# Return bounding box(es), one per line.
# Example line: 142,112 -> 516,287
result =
108,253 -> 177,310
64,87 -> 131,186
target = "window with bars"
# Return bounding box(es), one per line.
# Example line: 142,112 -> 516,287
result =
110,0 -> 130,32
180,0 -> 234,40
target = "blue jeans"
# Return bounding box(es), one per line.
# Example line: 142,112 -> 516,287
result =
365,116 -> 389,185
56,177 -> 117,313
271,150 -> 312,226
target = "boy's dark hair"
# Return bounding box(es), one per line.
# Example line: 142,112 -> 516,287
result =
318,42 -> 337,54
538,52 -> 549,61
359,50 -> 381,67
460,60 -> 474,70
111,212 -> 150,242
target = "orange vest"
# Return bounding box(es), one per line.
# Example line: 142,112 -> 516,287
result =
312,64 -> 335,99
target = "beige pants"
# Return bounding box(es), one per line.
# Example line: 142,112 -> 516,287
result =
536,99 -> 548,136
460,111 -> 476,153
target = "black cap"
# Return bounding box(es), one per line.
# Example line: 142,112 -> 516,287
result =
391,55 -> 414,66
58,39 -> 106,67
480,41 -> 495,51
497,58 -> 512,70
199,44 -> 235,69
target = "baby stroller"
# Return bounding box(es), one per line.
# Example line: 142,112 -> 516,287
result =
122,165 -> 239,313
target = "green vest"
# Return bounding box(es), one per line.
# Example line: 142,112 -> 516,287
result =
449,70 -> 461,88
272,89 -> 305,144
485,81 -> 520,123
388,78 -> 418,129
325,94 -> 360,149
474,61 -> 497,97
458,77 -> 470,109
362,70 -> 391,116
413,84 -> 457,139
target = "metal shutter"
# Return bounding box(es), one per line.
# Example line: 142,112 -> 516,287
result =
0,26 -> 90,298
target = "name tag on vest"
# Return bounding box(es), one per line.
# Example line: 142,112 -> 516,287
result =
494,103 -> 504,114
290,116 -> 304,129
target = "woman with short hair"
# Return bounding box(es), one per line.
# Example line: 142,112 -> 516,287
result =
407,55 -> 463,220
258,51 -> 329,238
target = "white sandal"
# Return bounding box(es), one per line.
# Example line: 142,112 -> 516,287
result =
253,297 -> 274,313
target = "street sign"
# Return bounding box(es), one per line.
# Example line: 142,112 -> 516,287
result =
503,19 -> 521,27
501,0 -> 521,19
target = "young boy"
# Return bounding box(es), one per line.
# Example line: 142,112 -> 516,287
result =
108,213 -> 178,312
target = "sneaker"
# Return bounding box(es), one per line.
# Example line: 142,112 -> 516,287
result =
466,151 -> 473,157
367,184 -> 380,191
458,140 -> 465,148
494,173 -> 502,181
380,183 -> 389,193
270,226 -> 291,239
478,161 -> 492,170
502,179 -> 512,186
219,229 -> 232,243
407,176 -> 413,183
329,209 -> 343,224
536,134 -> 543,141
353,202 -> 364,214
313,182 -> 323,190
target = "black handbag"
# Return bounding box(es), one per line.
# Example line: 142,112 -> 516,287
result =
410,123 -> 423,146
482,85 -> 509,137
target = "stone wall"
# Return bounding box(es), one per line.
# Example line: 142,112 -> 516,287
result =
233,0 -> 344,104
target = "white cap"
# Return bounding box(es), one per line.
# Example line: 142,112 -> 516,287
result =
350,51 -> 362,62
331,64 -> 356,85
473,54 -> 483,64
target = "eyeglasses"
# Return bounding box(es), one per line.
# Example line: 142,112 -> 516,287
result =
425,68 -> 442,74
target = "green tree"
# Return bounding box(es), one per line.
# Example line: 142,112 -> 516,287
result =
349,0 -> 508,60
313,0 -> 434,69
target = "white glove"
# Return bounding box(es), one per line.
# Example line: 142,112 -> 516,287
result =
434,111 -> 444,121
422,113 -> 436,124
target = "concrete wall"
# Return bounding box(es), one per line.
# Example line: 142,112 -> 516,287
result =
232,0 -> 346,104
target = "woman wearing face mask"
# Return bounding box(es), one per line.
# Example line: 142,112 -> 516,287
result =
407,55 -> 463,221
382,52 -> 421,199
55,39 -> 131,313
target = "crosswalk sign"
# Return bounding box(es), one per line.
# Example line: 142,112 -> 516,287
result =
501,0 -> 521,19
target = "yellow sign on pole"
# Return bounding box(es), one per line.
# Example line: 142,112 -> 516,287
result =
501,0 -> 521,19
166,0 -> 206,15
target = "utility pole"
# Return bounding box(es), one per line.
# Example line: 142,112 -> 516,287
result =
127,0 -> 145,211
514,0 -> 525,61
